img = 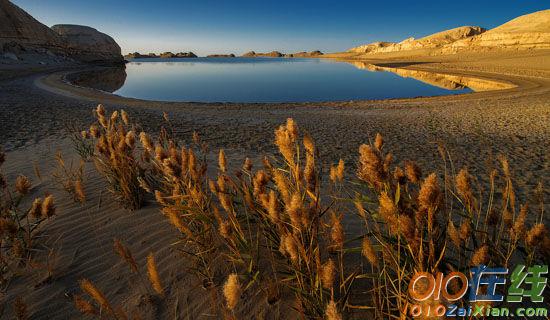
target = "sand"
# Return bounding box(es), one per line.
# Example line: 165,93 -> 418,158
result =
1,49 -> 549,318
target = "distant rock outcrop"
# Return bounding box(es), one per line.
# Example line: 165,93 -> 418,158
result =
265,51 -> 283,57
51,24 -> 123,63
124,52 -> 157,59
309,50 -> 323,56
175,52 -> 197,58
207,54 -> 236,58
291,50 -> 324,57
158,51 -> 197,58
159,52 -> 175,58
241,51 -> 282,57
349,26 -> 486,54
242,51 -> 256,57
443,9 -> 550,52
348,42 -> 394,54
126,51 -> 197,59
242,50 -> 323,58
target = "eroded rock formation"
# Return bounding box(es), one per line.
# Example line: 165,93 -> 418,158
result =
349,9 -> 550,55
0,0 -> 123,64
51,24 -> 123,63
443,9 -> 550,53
0,0 -> 63,51
349,26 -> 486,54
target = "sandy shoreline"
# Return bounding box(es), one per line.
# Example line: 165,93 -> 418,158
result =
2,51 -> 549,192
1,50 -> 549,201
1,49 -> 549,318
2,50 -> 549,177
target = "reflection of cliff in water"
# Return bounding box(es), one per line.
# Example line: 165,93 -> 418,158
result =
348,62 -> 516,92
67,66 -> 127,92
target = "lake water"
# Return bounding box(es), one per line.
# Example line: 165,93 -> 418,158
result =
91,58 -> 478,102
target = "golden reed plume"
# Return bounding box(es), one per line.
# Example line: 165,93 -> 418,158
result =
223,273 -> 241,311
325,299 -> 342,320
147,253 -> 164,295
113,239 -> 138,273
79,279 -> 115,316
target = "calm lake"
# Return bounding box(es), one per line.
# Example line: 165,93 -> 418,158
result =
77,58 -> 482,103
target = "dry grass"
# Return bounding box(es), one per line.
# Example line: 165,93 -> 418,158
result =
81,106 -> 147,210
73,240 -> 165,319
52,106 -> 549,319
0,148 -> 56,288
66,122 -> 95,161
140,117 -> 356,317
350,134 -> 549,318
52,151 -> 86,204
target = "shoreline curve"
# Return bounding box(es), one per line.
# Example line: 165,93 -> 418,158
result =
32,57 -> 546,109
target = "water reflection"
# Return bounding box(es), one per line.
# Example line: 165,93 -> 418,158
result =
348,62 -> 516,92
66,59 -> 514,102
67,66 -> 127,93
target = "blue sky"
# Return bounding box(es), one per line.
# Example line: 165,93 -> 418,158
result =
12,0 -> 549,56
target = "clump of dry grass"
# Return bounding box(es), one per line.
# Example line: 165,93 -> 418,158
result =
66,122 -> 95,161
75,243 -> 165,318
73,294 -> 97,315
81,105 -> 146,210
144,129 -> 220,286
0,149 -> 56,286
52,152 -> 86,204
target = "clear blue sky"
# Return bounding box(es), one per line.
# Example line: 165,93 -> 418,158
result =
12,0 -> 549,56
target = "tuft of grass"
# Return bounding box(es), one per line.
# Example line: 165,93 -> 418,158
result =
52,151 -> 86,204
65,122 -> 95,161
0,148 -> 56,286
81,105 -> 147,210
